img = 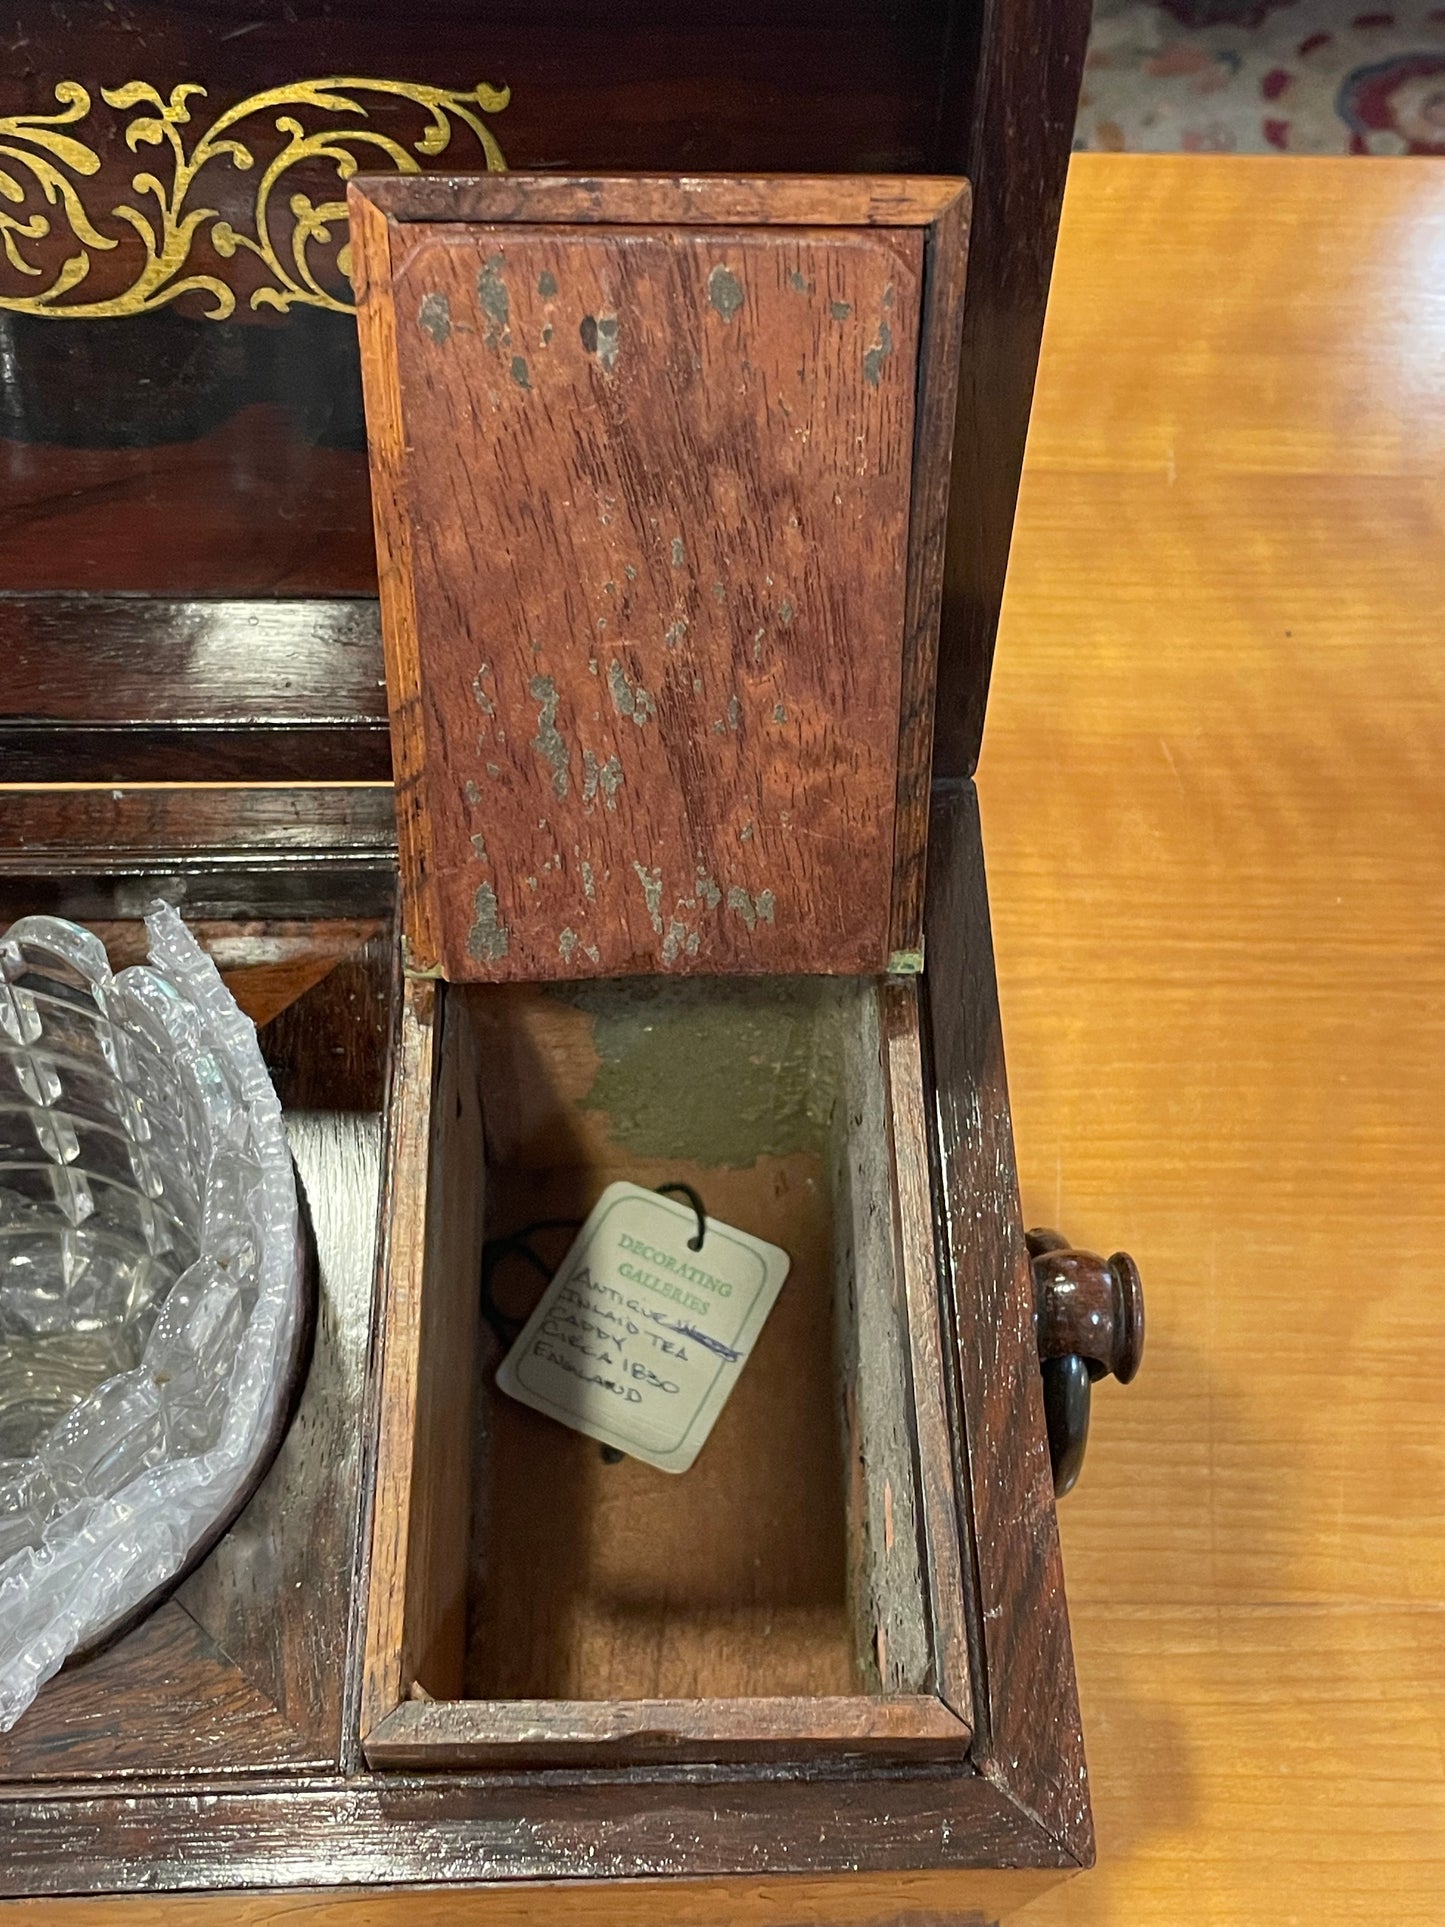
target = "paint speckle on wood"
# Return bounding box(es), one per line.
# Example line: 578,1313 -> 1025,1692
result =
633,861 -> 664,933
477,255 -> 510,349
707,264 -> 744,320
863,320 -> 894,388
510,355 -> 531,389
528,674 -> 570,798
727,885 -> 776,931
830,299 -> 853,322
579,313 -> 620,370
537,269 -> 557,297
582,749 -> 624,811
418,290 -> 451,343
607,659 -> 656,727
468,883 -> 510,962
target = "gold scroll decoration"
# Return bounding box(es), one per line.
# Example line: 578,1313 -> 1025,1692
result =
0,77 -> 510,319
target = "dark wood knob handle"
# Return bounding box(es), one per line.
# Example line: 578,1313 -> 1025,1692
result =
1027,1228 -> 1145,1496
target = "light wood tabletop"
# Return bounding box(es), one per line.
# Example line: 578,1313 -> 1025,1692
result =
983,153 -> 1445,1924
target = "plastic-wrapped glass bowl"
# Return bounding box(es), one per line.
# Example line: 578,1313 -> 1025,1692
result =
0,906 -> 307,1731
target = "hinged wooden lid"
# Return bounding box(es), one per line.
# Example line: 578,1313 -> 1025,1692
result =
349,174 -> 969,982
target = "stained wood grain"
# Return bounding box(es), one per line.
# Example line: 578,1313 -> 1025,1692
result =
350,190 -> 443,981
360,976 -> 442,1736
0,1769 -> 1072,1892
931,0 -> 1093,778
359,174 -> 969,229
179,1020 -> 388,1754
361,978 -> 487,1737
924,785 -> 1091,1867
73,917 -> 390,1028
0,1603 -> 317,1783
0,786 -> 397,927
882,980 -> 972,1721
362,202 -> 926,978
0,785 -> 395,867
401,988 -> 486,1702
0,596 -> 390,784
890,186 -> 971,958
832,985 -> 932,1693
366,1694 -> 969,1769
976,154 -> 1445,1926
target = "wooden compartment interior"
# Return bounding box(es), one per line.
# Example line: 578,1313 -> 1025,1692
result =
366,970 -> 963,1753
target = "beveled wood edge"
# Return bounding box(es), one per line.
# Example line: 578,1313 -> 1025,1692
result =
350,192 -> 444,975
879,981 -> 973,1723
0,783 -> 396,863
922,781 -> 1093,1868
0,1767 -> 1077,1893
890,188 -> 972,960
0,594 -> 388,727
350,174 -> 971,231
364,1695 -> 971,1769
358,975 -> 440,1737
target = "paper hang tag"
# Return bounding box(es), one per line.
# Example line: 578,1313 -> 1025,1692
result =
494,1180 -> 790,1474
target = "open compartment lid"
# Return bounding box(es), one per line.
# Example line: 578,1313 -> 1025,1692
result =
349,174 -> 969,982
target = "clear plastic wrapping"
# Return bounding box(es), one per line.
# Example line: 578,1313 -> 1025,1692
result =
0,906 -> 303,1731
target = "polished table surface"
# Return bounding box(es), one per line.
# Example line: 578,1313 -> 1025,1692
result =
12,153 -> 1445,1923
985,152 -> 1445,1925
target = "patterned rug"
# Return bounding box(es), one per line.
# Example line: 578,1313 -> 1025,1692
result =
1076,0 -> 1445,151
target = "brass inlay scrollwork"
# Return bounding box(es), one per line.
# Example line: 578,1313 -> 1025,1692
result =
0,76 -> 510,320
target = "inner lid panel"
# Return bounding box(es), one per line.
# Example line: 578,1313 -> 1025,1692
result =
385,221 -> 923,981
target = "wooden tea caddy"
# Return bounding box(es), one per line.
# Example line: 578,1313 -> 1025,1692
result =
0,9 -> 1139,1915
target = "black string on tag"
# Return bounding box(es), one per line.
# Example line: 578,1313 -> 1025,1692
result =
479,1183 -> 709,1350
653,1181 -> 707,1251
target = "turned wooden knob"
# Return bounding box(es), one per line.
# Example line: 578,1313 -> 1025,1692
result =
1027,1228 -> 1145,1497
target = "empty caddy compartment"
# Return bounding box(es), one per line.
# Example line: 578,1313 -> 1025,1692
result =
361,966 -> 971,1764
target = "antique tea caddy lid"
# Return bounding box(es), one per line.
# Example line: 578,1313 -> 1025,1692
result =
348,172 -> 971,984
